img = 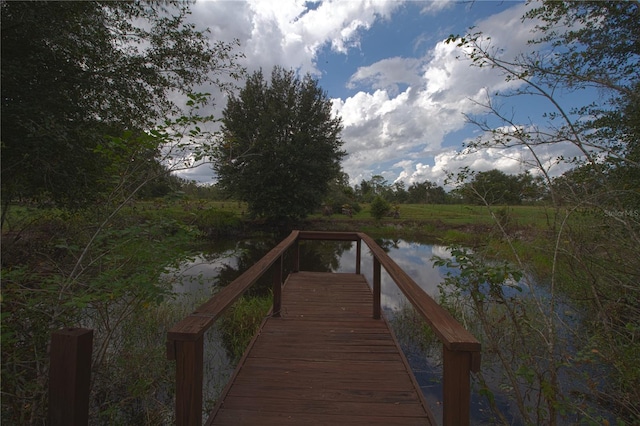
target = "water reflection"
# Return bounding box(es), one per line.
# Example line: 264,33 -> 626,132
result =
167,237 -> 455,307
164,235 -> 612,425
331,239 -> 451,312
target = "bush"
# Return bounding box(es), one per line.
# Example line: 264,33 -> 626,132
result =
370,196 -> 390,221
193,209 -> 240,237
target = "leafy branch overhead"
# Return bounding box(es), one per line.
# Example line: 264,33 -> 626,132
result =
1,1 -> 245,212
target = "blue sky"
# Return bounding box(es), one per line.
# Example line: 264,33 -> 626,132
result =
181,0 -> 583,187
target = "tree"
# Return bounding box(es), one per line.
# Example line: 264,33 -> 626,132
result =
213,66 -> 345,221
370,196 -> 390,221
390,181 -> 408,204
448,1 -> 639,422
324,172 -> 359,215
459,169 -> 526,205
407,180 -> 447,204
1,1 -> 244,216
1,2 -> 245,422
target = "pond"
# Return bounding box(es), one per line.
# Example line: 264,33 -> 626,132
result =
163,234 -> 608,425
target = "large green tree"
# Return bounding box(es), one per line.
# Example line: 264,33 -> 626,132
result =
1,1 -> 243,215
458,169 -> 542,205
214,66 -> 345,221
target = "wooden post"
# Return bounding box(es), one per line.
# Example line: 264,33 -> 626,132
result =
49,328 -> 93,426
273,256 -> 283,317
355,238 -> 361,275
373,257 -> 381,319
293,239 -> 300,272
175,336 -> 204,426
442,347 -> 472,426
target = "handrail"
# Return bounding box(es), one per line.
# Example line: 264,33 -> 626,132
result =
167,230 -> 481,426
357,232 -> 480,426
358,233 -> 481,353
166,230 -> 299,426
166,230 -> 299,345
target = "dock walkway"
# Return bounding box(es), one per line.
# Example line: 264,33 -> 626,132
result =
167,231 -> 480,426
207,271 -> 434,425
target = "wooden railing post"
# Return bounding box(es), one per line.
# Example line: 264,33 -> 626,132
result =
355,238 -> 361,275
174,336 -> 204,426
293,239 -> 300,272
373,257 -> 381,319
49,328 -> 93,426
442,347 -> 473,426
273,255 -> 283,317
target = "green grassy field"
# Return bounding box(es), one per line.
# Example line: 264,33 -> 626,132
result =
1,200 -> 562,232
307,203 -> 555,229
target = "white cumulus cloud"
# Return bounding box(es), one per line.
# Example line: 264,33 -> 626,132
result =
181,1 -> 575,189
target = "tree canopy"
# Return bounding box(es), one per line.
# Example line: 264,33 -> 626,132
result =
1,1 -> 243,213
213,66 -> 345,221
456,169 -> 545,205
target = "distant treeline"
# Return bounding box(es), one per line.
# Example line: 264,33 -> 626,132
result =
173,167 -> 597,208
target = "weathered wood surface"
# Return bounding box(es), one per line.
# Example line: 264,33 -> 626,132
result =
206,271 -> 435,425
49,328 -> 93,426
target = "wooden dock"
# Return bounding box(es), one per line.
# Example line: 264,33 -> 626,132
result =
207,271 -> 434,425
167,231 -> 480,426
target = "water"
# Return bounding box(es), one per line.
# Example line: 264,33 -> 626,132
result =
164,235 -> 611,425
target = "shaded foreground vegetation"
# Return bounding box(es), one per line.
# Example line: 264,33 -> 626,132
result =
1,199 -> 638,424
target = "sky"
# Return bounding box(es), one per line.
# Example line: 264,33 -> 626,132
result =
178,0 -> 583,188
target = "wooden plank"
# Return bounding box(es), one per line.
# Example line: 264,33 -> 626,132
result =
443,346 -> 473,426
228,385 -> 420,404
219,396 -> 428,417
174,336 -> 204,426
211,409 -> 430,426
206,272 -> 435,425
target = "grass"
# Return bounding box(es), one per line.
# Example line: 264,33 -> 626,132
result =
309,203 -> 552,227
218,294 -> 272,363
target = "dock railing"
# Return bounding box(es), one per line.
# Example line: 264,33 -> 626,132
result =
166,230 -> 481,426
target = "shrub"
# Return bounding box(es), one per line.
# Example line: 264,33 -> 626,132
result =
194,209 -> 240,237
370,196 -> 390,221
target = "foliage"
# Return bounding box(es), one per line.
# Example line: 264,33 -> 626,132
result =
447,1 -> 640,422
356,175 -> 389,203
0,1 -> 246,421
323,172 -> 360,215
354,176 -> 452,205
193,209 -> 241,237
1,0 -> 244,215
456,169 -> 546,205
0,204 -> 204,423
434,247 -> 572,425
213,66 -> 345,221
370,196 -> 391,221
219,295 -> 272,363
406,180 -> 448,204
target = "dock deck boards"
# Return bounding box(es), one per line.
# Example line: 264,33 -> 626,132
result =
207,271 -> 435,425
